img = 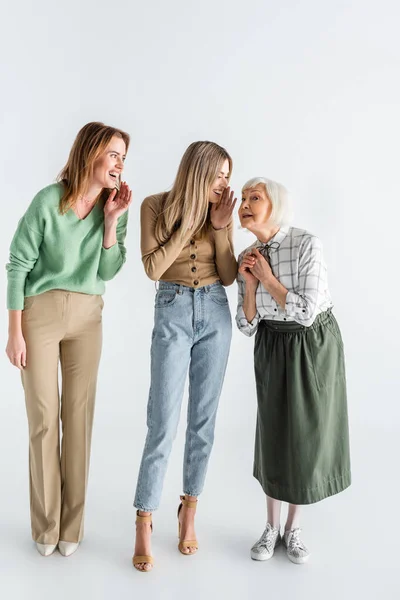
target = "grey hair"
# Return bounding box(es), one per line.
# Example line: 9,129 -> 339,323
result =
242,177 -> 293,226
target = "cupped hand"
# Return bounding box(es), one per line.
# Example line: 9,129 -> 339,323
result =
210,186 -> 237,230
104,181 -> 132,222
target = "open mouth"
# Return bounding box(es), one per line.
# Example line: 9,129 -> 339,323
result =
109,172 -> 120,189
241,214 -> 253,219
213,189 -> 223,196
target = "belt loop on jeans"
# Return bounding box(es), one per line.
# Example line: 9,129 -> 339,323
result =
155,281 -> 159,292
178,285 -> 184,295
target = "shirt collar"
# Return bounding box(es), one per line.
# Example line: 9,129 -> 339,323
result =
256,227 -> 289,253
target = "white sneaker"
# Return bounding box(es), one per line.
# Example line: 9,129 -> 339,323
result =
283,528 -> 310,564
250,523 -> 281,561
36,543 -> 57,557
58,541 -> 80,557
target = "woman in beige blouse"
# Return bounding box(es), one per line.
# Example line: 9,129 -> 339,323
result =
132,141 -> 237,571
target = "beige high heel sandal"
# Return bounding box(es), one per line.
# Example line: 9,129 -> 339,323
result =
177,495 -> 198,555
132,511 -> 154,572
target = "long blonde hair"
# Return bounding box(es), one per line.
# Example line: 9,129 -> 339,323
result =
155,141 -> 232,244
57,121 -> 130,214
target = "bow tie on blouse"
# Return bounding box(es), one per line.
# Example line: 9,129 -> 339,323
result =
258,240 -> 281,261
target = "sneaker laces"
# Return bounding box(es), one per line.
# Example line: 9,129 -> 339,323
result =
259,524 -> 278,552
287,528 -> 307,555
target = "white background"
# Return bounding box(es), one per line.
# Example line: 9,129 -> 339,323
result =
0,1 -> 398,598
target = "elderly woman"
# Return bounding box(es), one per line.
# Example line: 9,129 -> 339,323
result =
236,177 -> 351,565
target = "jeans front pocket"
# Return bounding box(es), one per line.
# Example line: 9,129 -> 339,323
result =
155,289 -> 178,308
207,286 -> 228,306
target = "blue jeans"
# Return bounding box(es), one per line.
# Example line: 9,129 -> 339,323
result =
134,281 -> 232,511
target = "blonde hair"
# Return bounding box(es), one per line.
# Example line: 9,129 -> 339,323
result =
57,121 -> 130,214
155,141 -> 232,244
242,177 -> 293,226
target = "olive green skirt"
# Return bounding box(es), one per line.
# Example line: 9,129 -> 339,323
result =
253,310 -> 351,505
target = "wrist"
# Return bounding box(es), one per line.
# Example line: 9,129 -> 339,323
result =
245,280 -> 258,293
9,325 -> 22,336
261,273 -> 274,288
104,217 -> 118,229
8,310 -> 22,335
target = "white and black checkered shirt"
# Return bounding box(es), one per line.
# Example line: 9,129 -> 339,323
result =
236,226 -> 333,336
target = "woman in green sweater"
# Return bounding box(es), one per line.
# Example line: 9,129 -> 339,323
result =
5,121 -> 132,558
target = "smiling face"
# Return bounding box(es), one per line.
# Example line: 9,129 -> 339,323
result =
238,183 -> 273,231
208,158 -> 230,203
92,135 -> 126,189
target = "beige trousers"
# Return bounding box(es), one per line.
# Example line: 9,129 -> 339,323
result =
21,290 -> 103,545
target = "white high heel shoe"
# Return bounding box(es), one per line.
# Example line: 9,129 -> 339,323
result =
36,543 -> 57,557
58,541 -> 80,557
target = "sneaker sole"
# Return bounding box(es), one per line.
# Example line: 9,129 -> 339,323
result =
250,550 -> 274,561
286,553 -> 310,565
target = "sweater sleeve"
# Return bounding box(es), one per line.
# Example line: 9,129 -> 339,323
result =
140,196 -> 191,281
213,218 -> 237,286
6,196 -> 45,310
98,211 -> 128,281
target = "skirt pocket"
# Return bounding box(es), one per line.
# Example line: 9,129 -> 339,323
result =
308,321 -> 345,393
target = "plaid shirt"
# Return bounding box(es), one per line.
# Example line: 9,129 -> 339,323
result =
236,227 -> 333,336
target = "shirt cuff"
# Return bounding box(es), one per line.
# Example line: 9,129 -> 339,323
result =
213,227 -> 229,242
285,291 -> 318,326
285,291 -> 307,317
236,306 -> 259,337
212,225 -> 227,231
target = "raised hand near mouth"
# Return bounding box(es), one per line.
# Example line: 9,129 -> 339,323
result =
210,186 -> 237,230
104,181 -> 132,222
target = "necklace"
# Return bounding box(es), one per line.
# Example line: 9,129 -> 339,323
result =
75,194 -> 97,220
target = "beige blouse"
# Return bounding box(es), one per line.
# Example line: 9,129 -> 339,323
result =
141,194 -> 237,287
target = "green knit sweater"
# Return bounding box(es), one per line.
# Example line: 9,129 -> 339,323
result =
6,183 -> 128,310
